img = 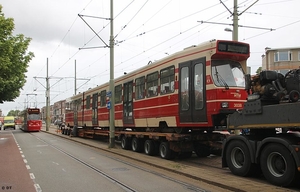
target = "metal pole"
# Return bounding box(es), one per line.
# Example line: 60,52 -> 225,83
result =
109,0 -> 115,148
46,58 -> 50,131
232,0 -> 238,41
75,60 -> 77,95
233,0 -> 240,136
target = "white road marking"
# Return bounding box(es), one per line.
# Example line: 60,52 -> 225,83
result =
30,173 -> 35,179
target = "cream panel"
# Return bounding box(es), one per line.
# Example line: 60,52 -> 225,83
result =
115,119 -> 123,127
134,119 -> 147,127
99,120 -> 109,127
146,116 -> 177,127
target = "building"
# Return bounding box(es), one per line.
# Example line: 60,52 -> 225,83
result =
53,100 -> 66,123
262,47 -> 300,75
41,105 -> 54,123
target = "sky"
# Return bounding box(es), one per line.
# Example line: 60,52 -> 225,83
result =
0,0 -> 300,115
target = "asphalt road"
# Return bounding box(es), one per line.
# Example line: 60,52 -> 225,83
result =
8,129 -> 216,192
1,127 -> 299,192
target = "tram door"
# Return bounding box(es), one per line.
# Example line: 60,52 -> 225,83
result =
74,99 -> 80,127
123,81 -> 134,125
92,93 -> 98,125
179,58 -> 207,122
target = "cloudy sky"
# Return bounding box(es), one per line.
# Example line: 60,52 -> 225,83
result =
0,0 -> 299,115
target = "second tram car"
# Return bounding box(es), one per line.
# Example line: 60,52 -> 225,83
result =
20,108 -> 42,132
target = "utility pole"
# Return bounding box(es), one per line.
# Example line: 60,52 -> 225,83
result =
46,58 -> 50,131
232,0 -> 238,41
200,0 -> 271,41
75,60 -> 77,95
109,0 -> 115,148
77,2 -> 114,147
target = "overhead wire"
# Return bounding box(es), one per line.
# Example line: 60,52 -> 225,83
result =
114,0 -> 149,40
86,1 -> 224,79
244,19 -> 300,40
115,2 -> 226,69
119,0 -> 173,43
28,0 -> 297,106
116,1 -> 222,44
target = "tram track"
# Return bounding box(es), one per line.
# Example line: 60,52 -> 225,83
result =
35,135 -> 137,192
37,131 -> 253,192
33,133 -> 210,192
40,129 -> 300,191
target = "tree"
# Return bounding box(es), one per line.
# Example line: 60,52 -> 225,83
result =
0,5 -> 34,103
7,109 -> 20,116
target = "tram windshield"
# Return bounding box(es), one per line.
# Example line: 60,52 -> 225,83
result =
211,60 -> 245,88
27,114 -> 40,121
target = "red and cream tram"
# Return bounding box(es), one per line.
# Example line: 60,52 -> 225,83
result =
20,108 -> 42,132
66,39 -> 249,133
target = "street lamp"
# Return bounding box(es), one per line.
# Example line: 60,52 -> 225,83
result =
224,28 -> 233,32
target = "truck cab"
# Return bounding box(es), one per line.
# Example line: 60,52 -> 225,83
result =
3,116 -> 15,130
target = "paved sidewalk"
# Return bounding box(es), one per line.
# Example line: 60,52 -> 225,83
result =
0,131 -> 37,192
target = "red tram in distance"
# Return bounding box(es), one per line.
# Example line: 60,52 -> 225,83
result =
20,108 -> 42,132
65,39 -> 250,158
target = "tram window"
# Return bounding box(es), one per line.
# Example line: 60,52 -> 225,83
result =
71,101 -> 74,110
128,83 -> 133,101
68,102 -> 73,110
181,67 -> 189,111
194,63 -> 204,109
92,93 -> 98,108
146,72 -> 159,97
28,114 -> 40,120
86,95 -> 91,109
115,84 -> 122,104
135,76 -> 145,100
100,90 -> 106,107
76,99 -> 82,111
160,66 -> 175,95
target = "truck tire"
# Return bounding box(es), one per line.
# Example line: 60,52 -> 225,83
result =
260,143 -> 297,186
225,140 -> 253,177
121,136 -> 131,150
144,140 -> 155,156
159,142 -> 174,160
131,137 -> 143,152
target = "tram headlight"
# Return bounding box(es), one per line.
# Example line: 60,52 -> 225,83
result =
221,102 -> 228,108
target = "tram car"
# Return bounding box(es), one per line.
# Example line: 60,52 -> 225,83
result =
20,108 -> 42,132
66,39 -> 249,131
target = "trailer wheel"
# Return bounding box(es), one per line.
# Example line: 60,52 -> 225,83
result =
226,140 -> 253,176
131,137 -> 143,152
260,143 -> 297,186
121,136 -> 131,150
159,142 -> 174,160
144,140 -> 156,156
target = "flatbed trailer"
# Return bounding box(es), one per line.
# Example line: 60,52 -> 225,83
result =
67,127 -> 226,159
222,70 -> 300,187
